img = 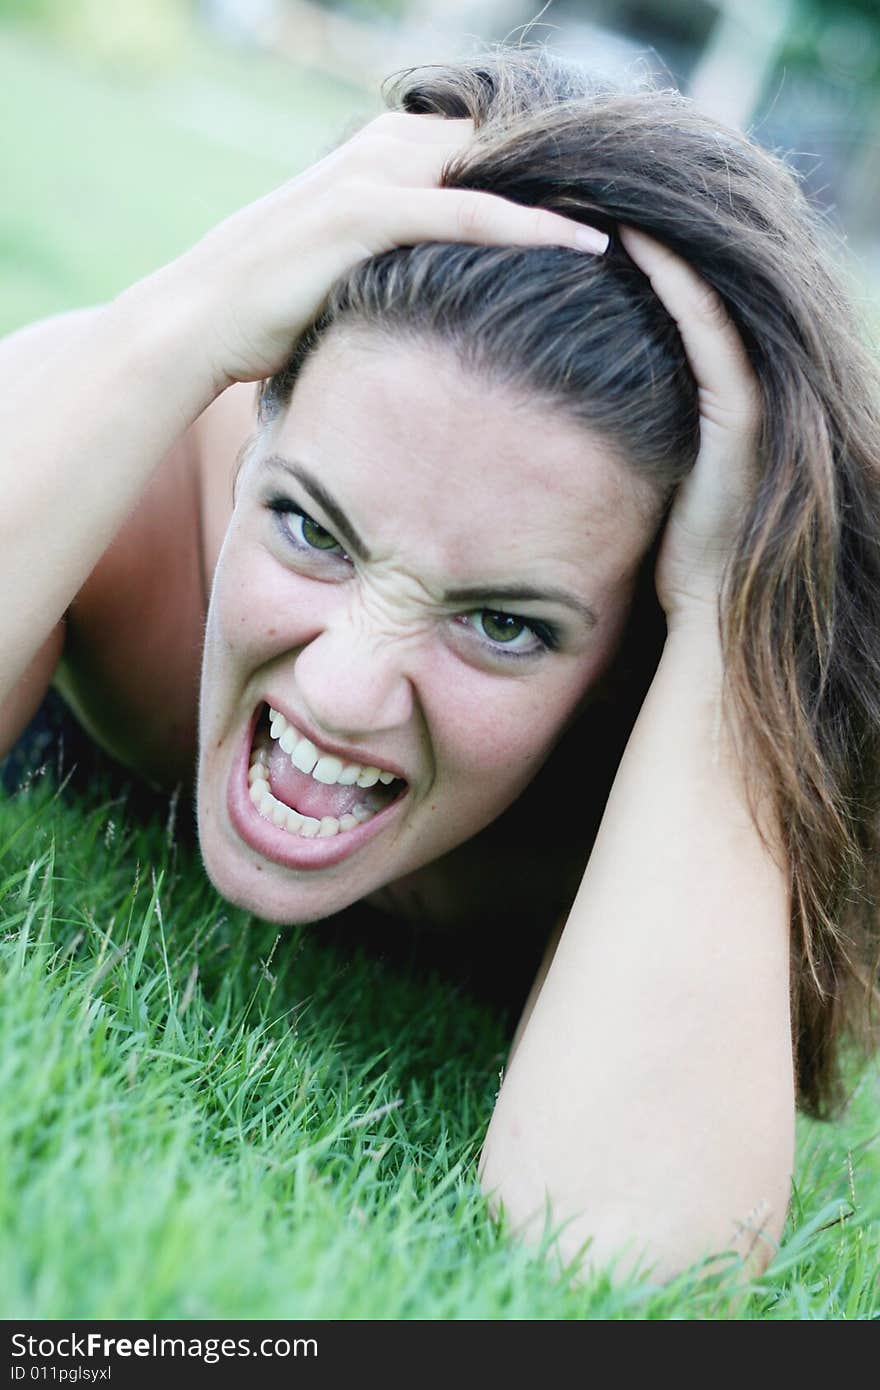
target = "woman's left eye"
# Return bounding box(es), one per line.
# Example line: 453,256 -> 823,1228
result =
268,499 -> 348,558
467,609 -> 556,657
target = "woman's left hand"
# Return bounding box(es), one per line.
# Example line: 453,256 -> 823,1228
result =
620,227 -> 761,632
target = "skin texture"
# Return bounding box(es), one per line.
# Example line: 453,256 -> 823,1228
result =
197,327 -> 662,924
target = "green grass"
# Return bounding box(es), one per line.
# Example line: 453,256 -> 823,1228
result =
1,770 -> 878,1319
1,20 -> 878,1319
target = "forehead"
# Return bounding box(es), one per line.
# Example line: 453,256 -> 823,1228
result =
259,328 -> 657,591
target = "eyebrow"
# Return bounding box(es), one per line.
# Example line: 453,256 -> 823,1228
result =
262,454 -> 373,561
260,453 -> 599,630
443,584 -> 598,630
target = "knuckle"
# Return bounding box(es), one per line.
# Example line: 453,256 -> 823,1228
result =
344,112 -> 444,186
452,195 -> 559,246
527,207 -> 554,241
718,383 -> 761,438
362,111 -> 405,137
454,194 -> 489,241
530,207 -> 570,244
693,283 -> 731,329
345,114 -> 400,161
373,110 -> 411,131
362,111 -> 417,149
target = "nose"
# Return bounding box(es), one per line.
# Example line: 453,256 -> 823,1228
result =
291,611 -> 416,740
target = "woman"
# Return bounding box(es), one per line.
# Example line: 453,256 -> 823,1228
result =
2,50 -> 878,1282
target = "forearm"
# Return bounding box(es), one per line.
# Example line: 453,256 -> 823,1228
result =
480,618 -> 794,1281
0,270 -> 218,707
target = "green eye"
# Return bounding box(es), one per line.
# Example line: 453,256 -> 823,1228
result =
465,608 -> 558,658
300,514 -> 340,551
269,497 -> 347,557
479,611 -> 527,644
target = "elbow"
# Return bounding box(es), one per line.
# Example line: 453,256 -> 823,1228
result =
478,1139 -> 791,1286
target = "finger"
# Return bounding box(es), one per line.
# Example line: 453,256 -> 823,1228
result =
352,111 -> 474,142
347,113 -> 477,192
386,112 -> 475,143
379,185 -> 609,256
362,112 -> 476,162
619,225 -> 758,430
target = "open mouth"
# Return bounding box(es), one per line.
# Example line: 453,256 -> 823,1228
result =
246,704 -> 407,841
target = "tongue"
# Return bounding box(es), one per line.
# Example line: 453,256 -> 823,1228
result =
267,743 -> 376,820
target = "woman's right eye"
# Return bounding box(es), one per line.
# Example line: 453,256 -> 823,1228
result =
267,499 -> 350,560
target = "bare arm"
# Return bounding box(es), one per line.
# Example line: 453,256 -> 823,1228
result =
480,619 -> 793,1280
481,230 -> 794,1282
0,291 -> 218,718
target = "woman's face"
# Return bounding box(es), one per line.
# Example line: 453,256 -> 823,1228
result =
197,328 -> 661,922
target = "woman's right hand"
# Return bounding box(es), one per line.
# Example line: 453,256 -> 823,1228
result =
129,112 -> 608,392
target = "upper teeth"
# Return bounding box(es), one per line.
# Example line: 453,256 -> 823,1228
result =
267,707 -> 398,788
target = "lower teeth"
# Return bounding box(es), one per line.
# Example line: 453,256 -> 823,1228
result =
247,754 -> 379,839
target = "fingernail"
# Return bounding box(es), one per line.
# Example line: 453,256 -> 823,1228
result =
574,226 -> 609,254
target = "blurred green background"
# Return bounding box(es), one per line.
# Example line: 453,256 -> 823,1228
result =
0,1 -> 371,332
1,0 -> 878,335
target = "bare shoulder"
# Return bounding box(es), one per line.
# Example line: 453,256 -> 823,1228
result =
0,306 -> 260,782
55,376 -> 261,785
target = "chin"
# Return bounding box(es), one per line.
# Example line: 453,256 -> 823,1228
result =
194,778 -> 368,924
193,692 -> 421,922
196,826 -> 369,924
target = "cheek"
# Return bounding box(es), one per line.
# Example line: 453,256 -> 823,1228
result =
207,536 -> 321,668
421,586 -> 639,810
421,647 -> 600,804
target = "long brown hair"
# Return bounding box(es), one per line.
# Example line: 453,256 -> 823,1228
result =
259,48 -> 880,1117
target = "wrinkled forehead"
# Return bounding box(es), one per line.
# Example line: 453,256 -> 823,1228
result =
250,328 -> 660,590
